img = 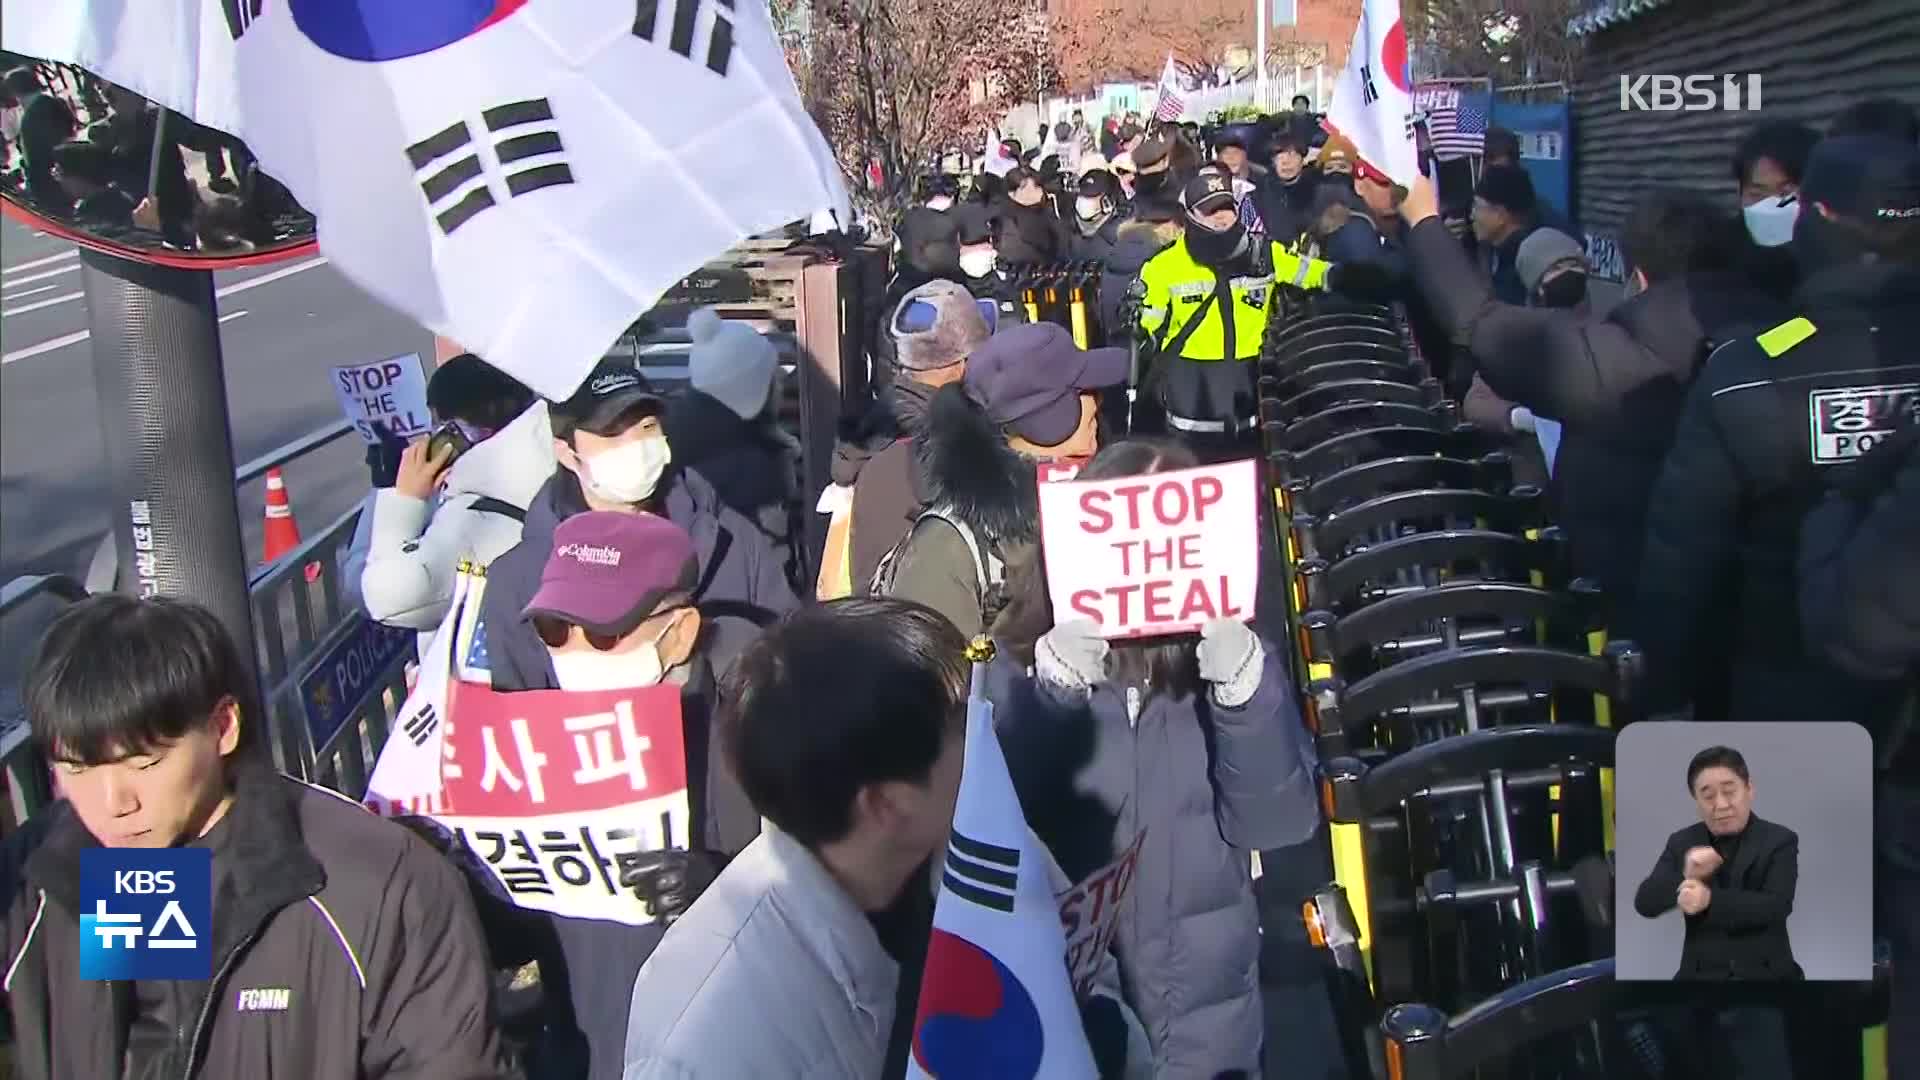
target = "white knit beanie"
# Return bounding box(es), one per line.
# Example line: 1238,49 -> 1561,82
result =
688,307 -> 777,421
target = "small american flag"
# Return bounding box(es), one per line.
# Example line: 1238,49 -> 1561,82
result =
1154,54 -> 1186,121
1427,90 -> 1490,160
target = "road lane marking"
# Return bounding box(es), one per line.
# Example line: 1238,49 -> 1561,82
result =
3,284 -> 60,301
2,249 -> 78,276
216,256 -> 328,298
2,255 -> 328,366
2,264 -> 80,289
218,310 -> 249,324
1,328 -> 90,365
2,291 -> 83,317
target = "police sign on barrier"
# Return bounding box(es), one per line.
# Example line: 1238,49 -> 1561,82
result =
298,615 -> 416,756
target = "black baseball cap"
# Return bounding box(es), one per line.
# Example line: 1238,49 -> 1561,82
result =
1800,134 -> 1920,224
551,358 -> 664,437
963,323 -> 1128,446
1183,170 -> 1237,215
1077,171 -> 1115,199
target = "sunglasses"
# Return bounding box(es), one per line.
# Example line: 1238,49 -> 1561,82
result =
533,615 -> 625,652
896,296 -> 1000,335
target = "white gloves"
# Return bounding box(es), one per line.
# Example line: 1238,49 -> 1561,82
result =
1036,619 -> 1109,699
1509,405 -> 1537,433
1197,618 -> 1264,708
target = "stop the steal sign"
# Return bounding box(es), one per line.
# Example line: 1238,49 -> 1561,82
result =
1037,459 -> 1260,639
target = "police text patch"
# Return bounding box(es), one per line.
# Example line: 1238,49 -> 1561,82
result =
1807,383 -> 1920,464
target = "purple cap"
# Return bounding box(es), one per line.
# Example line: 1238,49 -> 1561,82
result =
963,323 -> 1129,446
524,512 -> 700,636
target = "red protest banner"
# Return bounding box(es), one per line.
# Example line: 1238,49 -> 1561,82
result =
1036,459 -> 1261,639
442,681 -> 688,817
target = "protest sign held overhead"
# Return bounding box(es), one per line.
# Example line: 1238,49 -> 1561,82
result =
333,354 -> 431,444
1037,459 -> 1260,639
3,0 -> 851,402
1323,0 -> 1419,186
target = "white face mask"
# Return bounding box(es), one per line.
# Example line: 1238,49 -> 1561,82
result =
1075,197 -> 1105,221
959,249 -> 997,278
926,196 -> 954,212
1743,193 -> 1800,247
549,613 -> 682,691
578,435 -> 672,505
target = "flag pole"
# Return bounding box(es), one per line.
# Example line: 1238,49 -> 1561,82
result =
965,636 -> 997,699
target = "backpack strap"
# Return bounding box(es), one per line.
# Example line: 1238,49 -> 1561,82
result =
467,496 -> 527,524
916,508 -> 1002,597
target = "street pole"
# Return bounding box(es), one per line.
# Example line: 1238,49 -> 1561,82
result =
81,247 -> 259,686
1255,0 -> 1269,108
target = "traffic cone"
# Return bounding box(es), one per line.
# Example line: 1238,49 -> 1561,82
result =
262,466 -> 303,564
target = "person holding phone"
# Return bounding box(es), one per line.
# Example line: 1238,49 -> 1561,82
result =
354,353 -> 552,633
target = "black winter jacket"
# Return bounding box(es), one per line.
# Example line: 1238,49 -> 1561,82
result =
1405,218 -> 1784,615
1250,171 -> 1320,249
984,647 -> 1319,1078
480,466 -> 797,691
1634,264 -> 1920,725
662,389 -> 804,591
1633,815 -> 1803,981
994,199 -> 1075,266
1,763 -> 515,1080
1799,425 -> 1920,685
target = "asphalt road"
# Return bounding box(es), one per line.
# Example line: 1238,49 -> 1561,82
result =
0,215 -> 435,587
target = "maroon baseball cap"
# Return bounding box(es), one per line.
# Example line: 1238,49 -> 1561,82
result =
524,512 -> 700,636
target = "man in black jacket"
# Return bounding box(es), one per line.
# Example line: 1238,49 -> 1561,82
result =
3,595 -> 515,1080
1633,135 -> 1920,728
1634,745 -> 1800,1079
1400,176 -> 1781,619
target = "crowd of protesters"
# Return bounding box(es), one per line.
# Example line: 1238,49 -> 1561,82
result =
2,85 -> 1917,1080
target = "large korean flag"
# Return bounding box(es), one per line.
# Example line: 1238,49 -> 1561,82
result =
906,666 -> 1097,1080
1,1 -> 851,401
1322,0 -> 1419,186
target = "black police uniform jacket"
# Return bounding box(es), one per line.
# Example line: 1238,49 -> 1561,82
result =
1633,263 -> 1920,727
1633,814 -> 1803,981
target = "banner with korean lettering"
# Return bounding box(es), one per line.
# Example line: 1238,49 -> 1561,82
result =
434,680 -> 691,925
1036,460 -> 1260,640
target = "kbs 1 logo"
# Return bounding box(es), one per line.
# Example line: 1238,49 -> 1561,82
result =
1619,74 -> 1763,112
79,849 -> 212,979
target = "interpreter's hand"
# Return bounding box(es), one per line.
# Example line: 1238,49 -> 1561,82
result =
1676,878 -> 1712,916
1401,175 -> 1440,227
1683,845 -> 1724,882
623,848 -> 728,925
1198,618 -> 1264,708
393,437 -> 455,500
1036,619 -> 1110,696
1079,995 -> 1130,1080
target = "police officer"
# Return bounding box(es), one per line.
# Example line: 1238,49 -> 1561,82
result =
1135,169 -> 1372,460
1634,133 -> 1920,733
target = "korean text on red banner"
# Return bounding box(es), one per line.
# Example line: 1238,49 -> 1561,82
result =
1037,459 -> 1260,639
436,680 -> 692,926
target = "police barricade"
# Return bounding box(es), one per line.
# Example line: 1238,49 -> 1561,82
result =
1254,291 -> 1634,1076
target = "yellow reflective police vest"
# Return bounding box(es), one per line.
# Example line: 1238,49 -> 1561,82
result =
1137,236 -> 1333,362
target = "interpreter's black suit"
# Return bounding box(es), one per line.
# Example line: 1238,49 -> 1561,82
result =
1634,814 -> 1803,981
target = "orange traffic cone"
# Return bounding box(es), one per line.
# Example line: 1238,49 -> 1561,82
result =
262,466 -> 303,564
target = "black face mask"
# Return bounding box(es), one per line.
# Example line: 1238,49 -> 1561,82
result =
1535,272 -> 1589,309
1791,209 -> 1872,276
1185,219 -> 1250,266
1321,173 -> 1355,197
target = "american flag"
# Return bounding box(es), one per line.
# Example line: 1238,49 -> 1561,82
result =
1154,54 -> 1186,121
1426,89 -> 1490,160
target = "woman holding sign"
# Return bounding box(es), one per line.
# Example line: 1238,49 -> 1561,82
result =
987,439 -> 1322,1080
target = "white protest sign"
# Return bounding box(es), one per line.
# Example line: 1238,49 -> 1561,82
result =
440,800 -> 691,926
1038,459 -> 1261,639
1058,830 -> 1145,996
333,353 -> 431,445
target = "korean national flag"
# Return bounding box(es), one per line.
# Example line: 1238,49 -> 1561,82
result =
1323,0 -> 1420,185
1,0 -> 851,402
906,664 -> 1098,1080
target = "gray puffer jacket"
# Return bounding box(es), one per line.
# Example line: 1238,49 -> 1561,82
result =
983,642 -> 1321,1079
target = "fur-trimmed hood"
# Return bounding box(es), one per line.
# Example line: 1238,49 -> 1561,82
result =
914,382 -> 1039,544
